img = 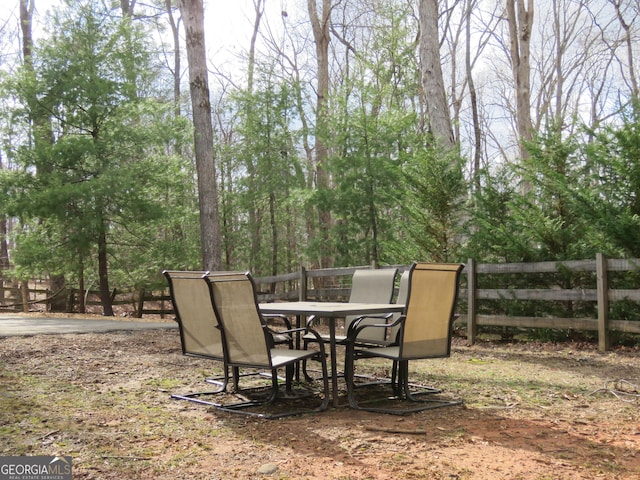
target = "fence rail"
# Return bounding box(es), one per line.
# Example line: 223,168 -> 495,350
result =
2,254 -> 640,351
464,254 -> 640,351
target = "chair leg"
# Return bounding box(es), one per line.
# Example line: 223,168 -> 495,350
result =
229,366 -> 238,391
173,367 -> 282,407
350,358 -> 396,389
213,351 -> 330,419
171,371 -> 230,407
285,364 -> 294,392
204,366 -> 229,387
315,349 -> 330,412
301,339 -> 317,381
344,344 -> 361,410
345,356 -> 462,415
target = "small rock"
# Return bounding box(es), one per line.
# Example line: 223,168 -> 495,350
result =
257,463 -> 278,475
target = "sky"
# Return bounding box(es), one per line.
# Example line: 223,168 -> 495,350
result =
0,0 -> 286,65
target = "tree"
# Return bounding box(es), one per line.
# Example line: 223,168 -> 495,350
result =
18,0 -> 71,311
243,0 -> 266,271
165,0 -> 182,118
232,76 -> 306,277
307,0 -> 333,270
326,0 -> 420,266
1,0 -> 187,314
579,102 -> 640,257
609,0 -> 639,99
402,142 -> 466,262
418,0 -> 455,146
505,0 -> 534,172
0,151 -> 8,300
178,0 -> 222,271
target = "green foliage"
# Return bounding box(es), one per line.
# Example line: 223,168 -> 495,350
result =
464,110 -> 640,336
466,108 -> 640,265
324,0 -> 423,267
400,140 -> 467,263
0,0 -> 198,293
462,166 -> 523,262
466,129 -> 594,263
576,102 -> 640,258
327,105 -> 411,266
221,71 -> 307,276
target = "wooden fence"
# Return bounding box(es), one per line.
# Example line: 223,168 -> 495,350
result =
2,255 -> 640,351
0,284 -> 141,315
465,254 -> 640,351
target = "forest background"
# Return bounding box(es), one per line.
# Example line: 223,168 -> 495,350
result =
0,0 -> 640,323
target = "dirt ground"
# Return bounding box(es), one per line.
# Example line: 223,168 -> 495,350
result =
1,316 -> 639,479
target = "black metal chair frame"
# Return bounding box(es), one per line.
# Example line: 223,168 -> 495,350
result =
205,272 -> 330,419
343,262 -> 464,415
164,270 -> 292,407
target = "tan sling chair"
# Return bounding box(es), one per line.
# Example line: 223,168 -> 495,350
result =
344,262 -> 464,415
206,272 -> 330,418
164,270 -> 291,406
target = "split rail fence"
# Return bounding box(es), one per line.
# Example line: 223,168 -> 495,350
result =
1,254 -> 639,351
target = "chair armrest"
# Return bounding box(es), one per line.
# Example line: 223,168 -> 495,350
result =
299,326 -> 327,356
261,313 -> 293,330
261,316 -> 294,348
264,325 -> 303,336
346,313 -> 395,335
350,312 -> 393,324
264,325 -> 327,354
346,314 -> 405,342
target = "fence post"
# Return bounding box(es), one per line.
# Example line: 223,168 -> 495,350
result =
596,253 -> 610,352
298,265 -> 307,301
466,258 -> 477,345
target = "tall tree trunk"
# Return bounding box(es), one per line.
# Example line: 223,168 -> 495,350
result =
0,152 -> 8,301
279,19 -> 317,273
78,252 -> 86,314
247,0 -> 265,92
418,0 -> 455,147
611,0 -> 639,99
166,0 -> 181,118
21,0 -> 68,311
97,218 -> 114,316
307,0 -> 333,270
269,191 -> 278,282
179,0 -> 222,271
466,0 -> 482,191
506,0 -> 534,191
0,217 -> 7,300
246,0 -> 265,270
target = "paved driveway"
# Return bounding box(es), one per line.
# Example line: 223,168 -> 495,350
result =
0,315 -> 177,336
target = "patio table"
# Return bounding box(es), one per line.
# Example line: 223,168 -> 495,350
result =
259,301 -> 404,408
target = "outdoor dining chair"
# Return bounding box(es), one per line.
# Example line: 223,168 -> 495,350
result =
350,269 -> 411,389
361,268 -> 410,389
304,268 -> 398,344
205,272 -> 330,418
344,262 -> 464,415
302,267 -> 398,379
163,270 -> 292,406
163,270 -> 229,396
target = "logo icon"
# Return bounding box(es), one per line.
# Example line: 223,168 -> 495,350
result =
0,456 -> 72,480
